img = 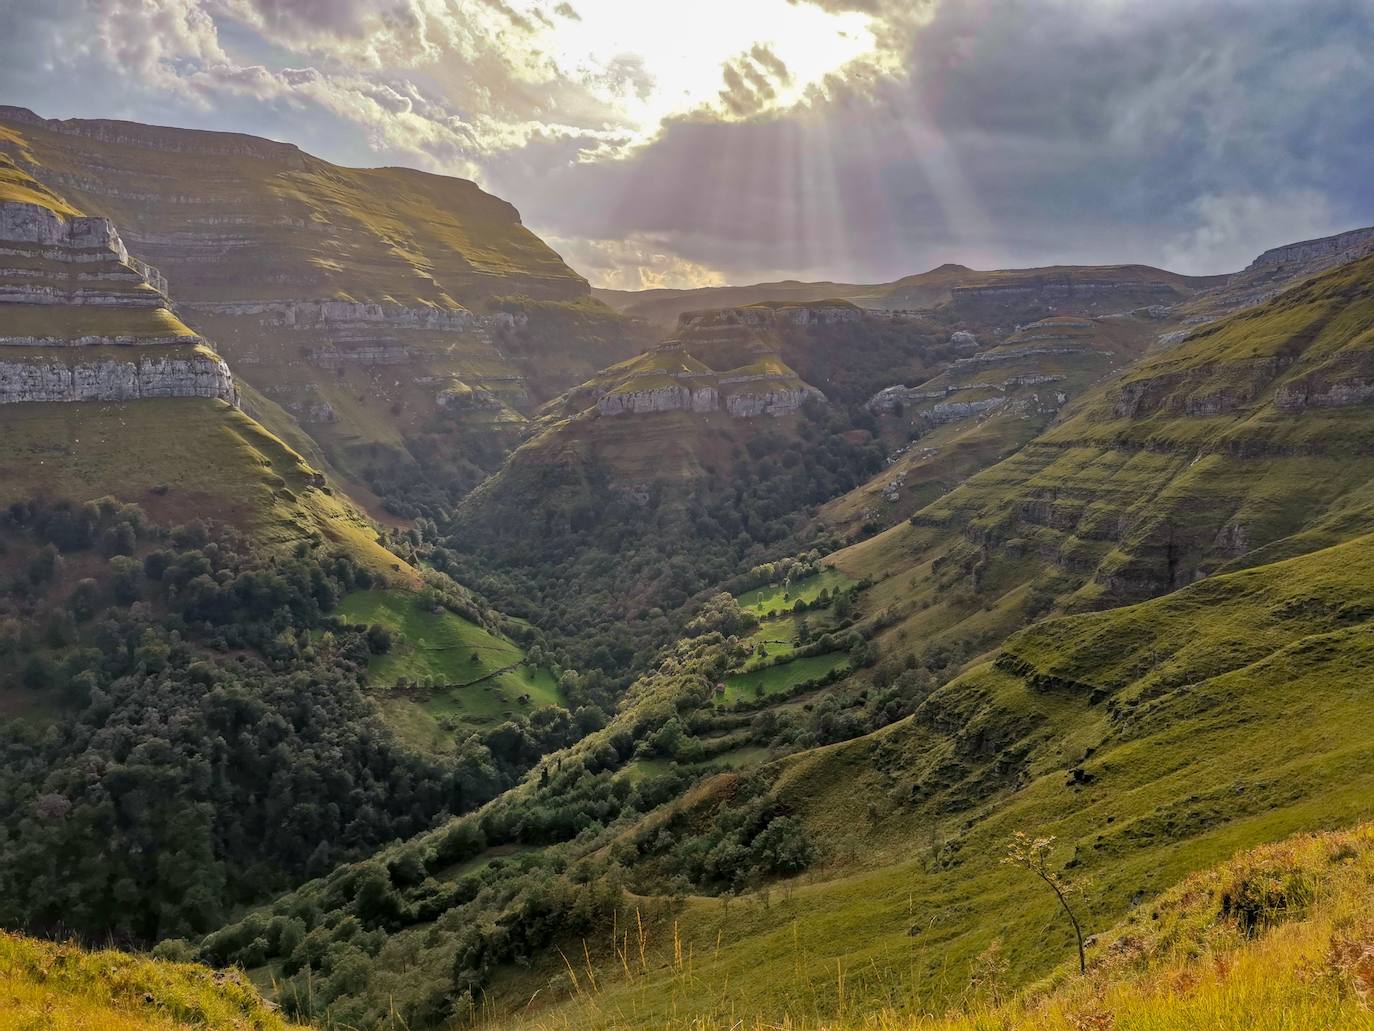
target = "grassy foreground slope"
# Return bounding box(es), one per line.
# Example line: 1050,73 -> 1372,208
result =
507,527 -> 1374,1029
535,823 -> 1374,1031
0,932 -> 302,1031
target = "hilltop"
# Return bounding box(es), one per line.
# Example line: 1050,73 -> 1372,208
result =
0,107 -> 648,517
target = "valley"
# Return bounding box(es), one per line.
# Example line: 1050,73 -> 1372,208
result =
1,97 -> 1373,1031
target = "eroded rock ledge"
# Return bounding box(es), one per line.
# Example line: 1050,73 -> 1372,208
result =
0,199 -> 238,406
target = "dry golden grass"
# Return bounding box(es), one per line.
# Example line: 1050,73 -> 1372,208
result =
0,932 -> 305,1031
514,824 -> 1374,1031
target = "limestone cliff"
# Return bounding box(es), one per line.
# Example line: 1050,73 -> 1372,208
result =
0,194 -> 236,406
0,107 -> 643,502
584,305 -> 834,420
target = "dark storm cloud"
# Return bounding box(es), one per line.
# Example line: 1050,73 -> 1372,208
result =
506,0 -> 1374,282
2,0 -> 1373,286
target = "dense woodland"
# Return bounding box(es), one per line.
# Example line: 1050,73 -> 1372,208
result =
0,500 -> 588,943
441,400 -> 886,684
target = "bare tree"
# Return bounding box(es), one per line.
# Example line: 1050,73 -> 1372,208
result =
1002,831 -> 1088,974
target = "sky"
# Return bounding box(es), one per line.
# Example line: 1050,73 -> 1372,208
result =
2,0 -> 1373,289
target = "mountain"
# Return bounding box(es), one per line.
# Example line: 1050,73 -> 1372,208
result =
0,151 -> 401,571
445,301 -> 956,675
596,262 -> 1228,327
0,142 -> 593,952
0,107 -> 648,517
184,244 -> 1374,1029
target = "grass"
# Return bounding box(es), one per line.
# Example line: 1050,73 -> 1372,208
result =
516,824 -> 1374,1031
0,931 -> 303,1030
718,652 -> 850,704
743,614 -> 806,663
337,590 -> 561,730
501,525 -> 1374,1030
0,398 -> 408,580
0,304 -> 197,341
737,568 -> 855,618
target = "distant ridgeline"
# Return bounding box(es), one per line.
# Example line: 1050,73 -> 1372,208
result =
0,162 -> 236,406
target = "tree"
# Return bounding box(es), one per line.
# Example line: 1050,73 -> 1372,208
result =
1002,831 -> 1088,974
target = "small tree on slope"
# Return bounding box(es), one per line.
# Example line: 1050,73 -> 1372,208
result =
1003,830 -> 1088,974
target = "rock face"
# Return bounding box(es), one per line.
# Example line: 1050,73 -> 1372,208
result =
589,306 -> 830,419
1245,226 -> 1374,273
0,197 -> 238,406
1187,225 -> 1374,320
0,352 -> 234,403
950,267 -> 1213,320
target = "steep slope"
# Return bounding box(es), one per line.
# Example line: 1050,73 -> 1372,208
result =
196,249 -> 1374,1029
446,302 -> 948,674
196,522 -> 1374,1029
1180,223 -> 1374,325
0,154 -> 400,569
545,823 -> 1374,1030
825,249 -> 1374,675
0,931 -> 303,1031
0,107 -> 646,515
824,313 -> 1159,535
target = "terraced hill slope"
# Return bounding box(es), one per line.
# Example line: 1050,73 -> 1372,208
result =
824,314 -> 1160,535
0,107 -> 645,513
0,155 -> 400,569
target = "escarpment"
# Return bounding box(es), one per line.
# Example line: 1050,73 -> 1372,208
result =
0,107 -> 643,505
589,305 -> 831,420
902,253 -> 1374,609
0,193 -> 236,405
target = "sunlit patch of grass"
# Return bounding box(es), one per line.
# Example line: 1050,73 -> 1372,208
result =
737,568 -> 855,618
0,931 -> 304,1031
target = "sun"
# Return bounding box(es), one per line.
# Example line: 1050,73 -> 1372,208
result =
509,0 -> 885,137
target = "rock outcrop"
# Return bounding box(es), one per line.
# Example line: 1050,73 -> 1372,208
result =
0,351 -> 234,403
0,197 -> 237,406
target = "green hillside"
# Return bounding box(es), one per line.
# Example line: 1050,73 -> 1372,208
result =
0,109 -> 650,522
0,931 -> 302,1031
338,589 -> 564,738
179,248 -> 1374,1031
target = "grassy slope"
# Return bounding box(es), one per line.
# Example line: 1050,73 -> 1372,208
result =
0,398 -> 410,580
0,932 -> 303,1031
0,113 -> 584,305
512,527 -> 1374,1029
816,314 -> 1157,538
490,256 -> 1374,1026
338,590 -> 561,737
527,824 -> 1374,1030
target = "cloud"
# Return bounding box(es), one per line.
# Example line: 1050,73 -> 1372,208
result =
546,233 -> 731,290
1162,191 -> 1345,275
2,0 -> 1373,289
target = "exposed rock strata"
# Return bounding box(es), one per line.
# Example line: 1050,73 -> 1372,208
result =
0,198 -> 238,406
0,352 -> 235,403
